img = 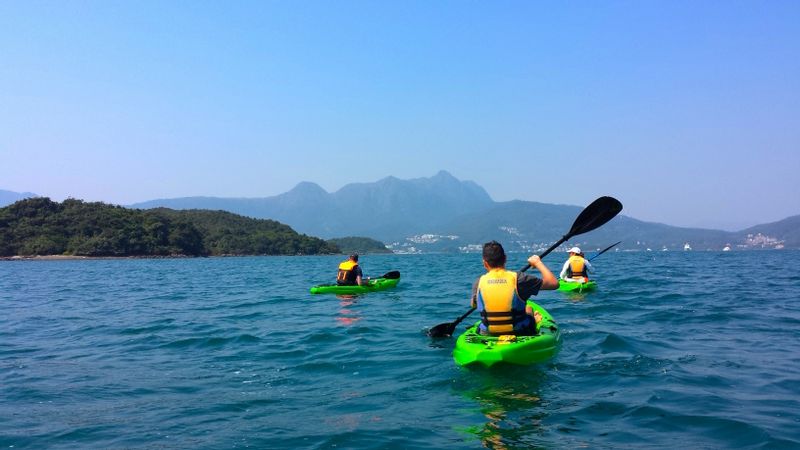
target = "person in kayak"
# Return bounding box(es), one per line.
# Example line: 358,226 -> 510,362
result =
336,254 -> 367,286
559,246 -> 594,282
471,241 -> 559,336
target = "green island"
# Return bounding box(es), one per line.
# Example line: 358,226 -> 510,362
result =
326,236 -> 392,254
0,198 -> 340,257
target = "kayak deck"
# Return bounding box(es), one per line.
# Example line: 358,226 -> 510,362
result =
558,280 -> 597,292
453,301 -> 561,367
309,276 -> 400,295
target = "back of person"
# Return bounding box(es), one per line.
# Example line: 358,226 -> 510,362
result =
475,268 -> 534,336
560,247 -> 591,282
567,254 -> 587,279
336,259 -> 359,286
471,241 -> 556,336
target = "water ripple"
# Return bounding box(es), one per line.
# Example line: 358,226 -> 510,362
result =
1,252 -> 799,449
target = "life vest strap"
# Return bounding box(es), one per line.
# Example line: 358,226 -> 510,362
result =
482,311 -> 526,318
481,310 -> 526,326
485,318 -> 515,325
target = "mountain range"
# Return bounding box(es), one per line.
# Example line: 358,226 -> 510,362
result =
0,190 -> 38,207
125,171 -> 798,252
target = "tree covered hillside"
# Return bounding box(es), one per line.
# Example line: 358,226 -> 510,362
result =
0,198 -> 339,257
326,236 -> 392,254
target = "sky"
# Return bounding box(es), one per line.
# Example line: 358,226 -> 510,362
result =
1,1 -> 798,231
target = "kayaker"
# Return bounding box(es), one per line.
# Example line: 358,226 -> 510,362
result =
336,254 -> 366,286
470,241 -> 559,336
559,246 -> 594,282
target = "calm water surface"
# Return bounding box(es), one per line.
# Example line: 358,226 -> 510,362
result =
2,252 -> 800,449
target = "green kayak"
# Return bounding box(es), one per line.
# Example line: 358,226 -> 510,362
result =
309,271 -> 400,295
453,301 -> 561,367
558,280 -> 597,292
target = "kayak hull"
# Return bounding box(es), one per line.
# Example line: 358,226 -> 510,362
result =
309,277 -> 399,294
453,301 -> 561,367
558,280 -> 597,292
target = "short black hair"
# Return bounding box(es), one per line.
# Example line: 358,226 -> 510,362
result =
482,241 -> 506,268
350,253 -> 359,262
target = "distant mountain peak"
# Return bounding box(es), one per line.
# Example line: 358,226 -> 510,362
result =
376,175 -> 400,185
286,181 -> 328,196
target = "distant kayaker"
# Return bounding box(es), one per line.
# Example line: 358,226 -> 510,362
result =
336,254 -> 366,286
560,246 -> 594,282
470,241 -> 559,336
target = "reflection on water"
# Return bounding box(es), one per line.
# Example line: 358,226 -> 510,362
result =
453,366 -> 553,449
336,294 -> 361,326
561,291 -> 589,303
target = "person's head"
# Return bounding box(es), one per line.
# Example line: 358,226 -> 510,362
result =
482,241 -> 506,268
349,253 -> 359,262
567,246 -> 581,256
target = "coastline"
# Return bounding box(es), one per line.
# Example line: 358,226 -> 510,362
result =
0,253 -> 349,261
0,254 -> 198,261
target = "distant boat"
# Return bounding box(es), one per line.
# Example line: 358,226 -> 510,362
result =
723,245 -> 731,252
646,248 -> 652,252
684,243 -> 692,251
662,246 -> 668,252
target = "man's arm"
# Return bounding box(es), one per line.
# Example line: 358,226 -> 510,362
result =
529,255 -> 559,290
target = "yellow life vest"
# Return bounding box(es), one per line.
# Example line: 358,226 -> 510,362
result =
568,255 -> 587,278
476,269 -> 526,335
337,260 -> 359,285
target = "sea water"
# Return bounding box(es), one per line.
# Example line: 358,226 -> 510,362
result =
2,251 -> 799,449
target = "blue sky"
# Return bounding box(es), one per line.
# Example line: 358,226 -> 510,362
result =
1,1 -> 798,230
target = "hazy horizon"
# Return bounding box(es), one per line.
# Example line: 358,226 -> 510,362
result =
2,2 -> 798,232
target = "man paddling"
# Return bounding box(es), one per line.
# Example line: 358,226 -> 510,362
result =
559,246 -> 594,282
336,253 -> 367,286
471,241 -> 559,336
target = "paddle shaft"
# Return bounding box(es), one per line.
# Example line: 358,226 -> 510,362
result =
589,241 -> 621,262
519,234 -> 571,273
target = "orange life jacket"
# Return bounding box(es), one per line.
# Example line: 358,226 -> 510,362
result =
567,255 -> 587,278
337,260 -> 359,285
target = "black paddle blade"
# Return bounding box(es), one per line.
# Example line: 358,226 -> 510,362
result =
568,196 -> 623,237
427,306 -> 476,338
381,271 -> 401,279
527,196 -> 624,265
427,321 -> 457,338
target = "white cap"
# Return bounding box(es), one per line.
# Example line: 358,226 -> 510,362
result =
567,247 -> 581,253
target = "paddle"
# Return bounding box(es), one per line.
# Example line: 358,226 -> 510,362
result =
363,271 -> 400,286
427,196 -> 623,338
589,241 -> 622,262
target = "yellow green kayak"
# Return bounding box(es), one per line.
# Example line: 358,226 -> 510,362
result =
309,271 -> 400,295
452,301 -> 561,367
